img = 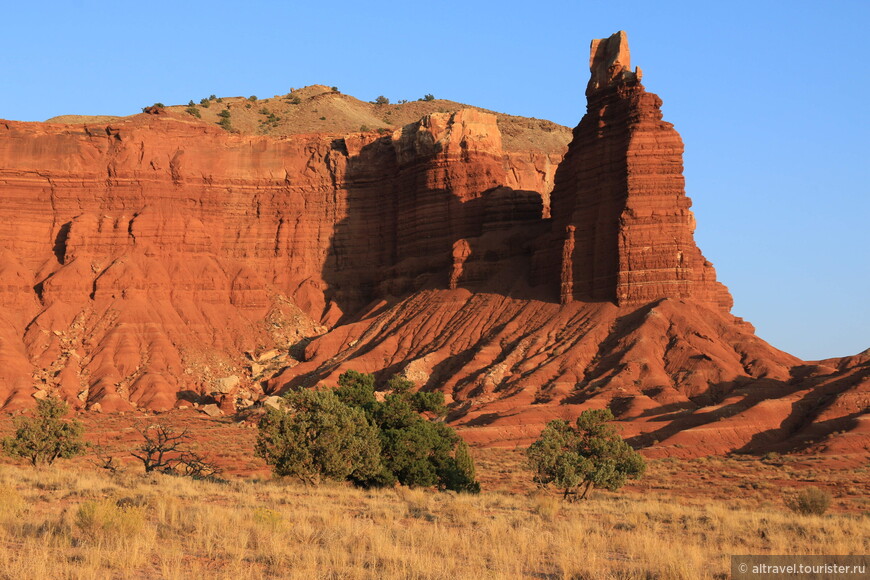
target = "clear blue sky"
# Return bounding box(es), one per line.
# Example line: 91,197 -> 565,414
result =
1,1 -> 867,360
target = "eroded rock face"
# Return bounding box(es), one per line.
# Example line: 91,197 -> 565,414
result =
539,30 -> 732,309
0,109 -> 561,411
0,33 -> 864,458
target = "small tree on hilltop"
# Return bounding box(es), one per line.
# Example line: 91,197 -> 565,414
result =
2,397 -> 86,467
527,409 -> 645,501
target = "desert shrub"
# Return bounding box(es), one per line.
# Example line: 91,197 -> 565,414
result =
762,451 -> 781,463
330,86 -> 338,92
130,424 -> 221,479
258,110 -> 281,133
199,98 -> 211,108
374,95 -> 389,105
217,109 -> 233,131
527,409 -> 645,501
530,491 -> 561,520
248,95 -> 257,101
131,424 -> 190,473
786,487 -> 831,515
252,507 -> 284,530
0,485 -> 26,521
359,125 -> 370,132
336,371 -> 479,493
257,371 -> 479,492
255,389 -> 383,485
423,93 -> 435,101
2,397 -> 86,467
75,500 -> 146,545
334,370 -> 377,409
185,106 -> 201,118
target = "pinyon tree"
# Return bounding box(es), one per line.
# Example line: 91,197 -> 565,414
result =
255,389 -> 383,485
527,408 -> 645,501
2,397 -> 86,467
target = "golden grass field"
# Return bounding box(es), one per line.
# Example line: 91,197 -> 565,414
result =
0,456 -> 867,580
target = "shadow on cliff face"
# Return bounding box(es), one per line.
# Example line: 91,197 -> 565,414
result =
320,131 -> 553,326
52,221 -> 72,264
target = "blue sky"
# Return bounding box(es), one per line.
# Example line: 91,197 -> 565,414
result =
1,1 -> 867,360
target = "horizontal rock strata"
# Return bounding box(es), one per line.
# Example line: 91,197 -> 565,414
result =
0,31 -> 864,458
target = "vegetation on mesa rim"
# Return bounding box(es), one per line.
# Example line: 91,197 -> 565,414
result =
255,371 -> 480,492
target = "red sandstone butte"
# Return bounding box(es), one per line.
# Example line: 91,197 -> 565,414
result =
0,31 -> 866,458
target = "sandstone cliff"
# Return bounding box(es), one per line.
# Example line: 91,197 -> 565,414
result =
0,32 -> 865,458
0,108 -> 561,413
538,31 -> 732,309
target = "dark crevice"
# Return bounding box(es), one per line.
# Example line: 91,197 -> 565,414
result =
52,222 -> 72,264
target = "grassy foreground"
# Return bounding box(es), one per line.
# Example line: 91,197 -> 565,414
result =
0,464 -> 866,579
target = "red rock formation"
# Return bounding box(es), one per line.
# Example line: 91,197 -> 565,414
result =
0,109 -> 557,412
541,31 -> 732,309
267,32 -> 866,457
0,33 -> 865,459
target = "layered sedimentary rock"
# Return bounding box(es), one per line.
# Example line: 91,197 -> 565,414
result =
267,32 -> 866,456
0,32 -> 865,457
0,109 -> 559,411
273,288 -> 868,456
540,31 -> 732,308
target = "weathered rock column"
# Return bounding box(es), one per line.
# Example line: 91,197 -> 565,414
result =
547,30 -> 732,310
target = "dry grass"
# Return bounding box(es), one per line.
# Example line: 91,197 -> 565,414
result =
0,464 -> 866,579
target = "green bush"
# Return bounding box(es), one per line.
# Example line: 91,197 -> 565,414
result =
423,94 -> 435,101
217,108 -> 233,131
256,371 -> 479,492
185,106 -> 201,118
199,98 -> 211,108
2,397 -> 86,467
255,390 -> 383,485
527,409 -> 645,501
374,95 -> 389,105
786,487 -> 831,515
248,95 -> 257,101
336,371 -> 479,492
